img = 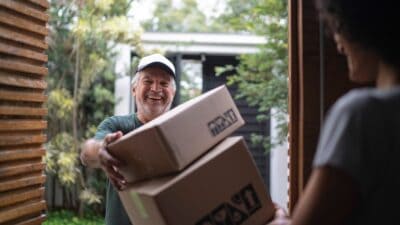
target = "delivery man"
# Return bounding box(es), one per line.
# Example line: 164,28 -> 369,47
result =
80,53 -> 176,225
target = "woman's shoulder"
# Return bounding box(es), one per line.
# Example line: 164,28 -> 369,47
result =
331,88 -> 386,115
329,87 -> 400,122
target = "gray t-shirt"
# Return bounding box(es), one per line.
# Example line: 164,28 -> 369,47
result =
313,87 -> 400,224
94,113 -> 142,225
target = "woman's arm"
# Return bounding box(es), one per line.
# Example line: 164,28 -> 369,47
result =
268,166 -> 359,225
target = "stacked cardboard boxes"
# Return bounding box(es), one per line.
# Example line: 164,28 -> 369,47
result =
108,85 -> 274,225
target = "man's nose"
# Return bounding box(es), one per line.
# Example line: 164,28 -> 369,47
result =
150,82 -> 161,91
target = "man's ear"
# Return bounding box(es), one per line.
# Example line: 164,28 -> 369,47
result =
132,86 -> 136,96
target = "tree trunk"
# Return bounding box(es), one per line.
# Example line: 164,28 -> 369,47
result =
73,39 -> 79,151
51,175 -> 56,209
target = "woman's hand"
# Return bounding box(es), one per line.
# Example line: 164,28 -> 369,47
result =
266,205 -> 291,225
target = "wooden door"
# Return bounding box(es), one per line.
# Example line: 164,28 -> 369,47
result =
288,0 -> 358,211
0,0 -> 49,224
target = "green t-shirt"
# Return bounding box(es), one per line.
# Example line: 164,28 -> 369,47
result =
94,113 -> 142,225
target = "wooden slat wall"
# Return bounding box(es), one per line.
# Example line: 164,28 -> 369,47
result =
0,0 -> 49,224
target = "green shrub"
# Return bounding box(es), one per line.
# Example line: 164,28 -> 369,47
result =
44,210 -> 104,225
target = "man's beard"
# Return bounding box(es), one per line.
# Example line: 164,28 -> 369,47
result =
141,100 -> 173,119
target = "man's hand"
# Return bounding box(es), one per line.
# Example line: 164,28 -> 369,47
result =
266,205 -> 291,225
81,139 -> 102,168
98,131 -> 127,191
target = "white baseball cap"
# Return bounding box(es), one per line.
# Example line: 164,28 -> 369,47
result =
137,53 -> 176,78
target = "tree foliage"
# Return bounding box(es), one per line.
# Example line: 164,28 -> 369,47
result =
217,0 -> 288,150
141,0 -> 227,103
179,61 -> 203,103
141,0 -> 288,151
142,0 -> 228,32
46,0 -> 142,214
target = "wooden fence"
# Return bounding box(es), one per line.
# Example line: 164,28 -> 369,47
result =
0,0 -> 49,224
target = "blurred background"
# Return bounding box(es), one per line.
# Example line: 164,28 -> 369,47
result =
43,0 -> 288,223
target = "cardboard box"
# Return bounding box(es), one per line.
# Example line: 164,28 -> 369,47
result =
108,85 -> 245,183
119,136 -> 275,225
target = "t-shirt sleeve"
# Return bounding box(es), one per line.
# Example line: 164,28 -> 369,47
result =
94,117 -> 119,140
313,93 -> 365,186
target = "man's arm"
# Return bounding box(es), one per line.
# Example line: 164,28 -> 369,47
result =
80,131 -> 127,190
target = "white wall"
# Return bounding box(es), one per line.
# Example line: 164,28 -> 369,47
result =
114,76 -> 132,116
270,108 -> 289,210
114,44 -> 134,115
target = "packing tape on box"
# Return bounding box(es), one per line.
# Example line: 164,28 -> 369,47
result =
130,191 -> 149,219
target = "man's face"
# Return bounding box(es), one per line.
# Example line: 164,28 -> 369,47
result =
133,67 -> 176,123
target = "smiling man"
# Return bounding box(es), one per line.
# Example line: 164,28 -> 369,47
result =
80,54 -> 176,225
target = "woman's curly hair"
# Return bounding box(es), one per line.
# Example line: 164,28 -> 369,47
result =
316,0 -> 400,67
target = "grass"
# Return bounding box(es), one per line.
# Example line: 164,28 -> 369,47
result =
43,210 -> 104,225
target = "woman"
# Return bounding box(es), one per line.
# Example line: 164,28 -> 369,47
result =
268,0 -> 400,224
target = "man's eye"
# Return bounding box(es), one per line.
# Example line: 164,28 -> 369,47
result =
144,80 -> 152,84
160,82 -> 169,87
